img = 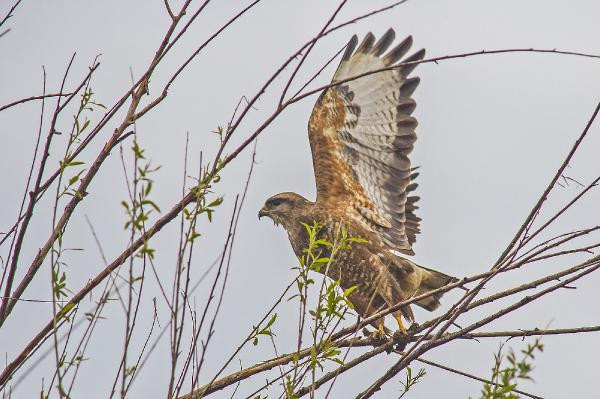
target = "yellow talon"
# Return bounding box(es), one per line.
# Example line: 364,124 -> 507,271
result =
394,314 -> 408,336
370,319 -> 387,338
378,321 -> 386,337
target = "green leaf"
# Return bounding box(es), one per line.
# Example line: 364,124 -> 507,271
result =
343,286 -> 358,297
60,160 -> 85,170
265,313 -> 277,329
208,196 -> 223,208
141,199 -> 161,212
187,229 -> 201,242
132,142 -> 145,159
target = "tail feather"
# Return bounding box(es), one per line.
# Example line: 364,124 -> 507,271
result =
414,266 -> 457,311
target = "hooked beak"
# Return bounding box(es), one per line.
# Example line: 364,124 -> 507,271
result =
258,208 -> 268,219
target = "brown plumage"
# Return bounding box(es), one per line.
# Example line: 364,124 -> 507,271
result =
259,29 -> 456,334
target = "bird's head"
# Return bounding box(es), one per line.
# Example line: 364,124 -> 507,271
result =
258,192 -> 310,228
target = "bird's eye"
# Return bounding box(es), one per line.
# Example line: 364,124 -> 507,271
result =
268,198 -> 284,207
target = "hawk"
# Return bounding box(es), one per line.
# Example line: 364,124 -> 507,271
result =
259,29 -> 455,335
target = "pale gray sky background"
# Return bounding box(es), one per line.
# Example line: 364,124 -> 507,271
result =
1,1 -> 599,398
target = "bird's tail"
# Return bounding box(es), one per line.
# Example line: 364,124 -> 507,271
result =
414,266 -> 458,311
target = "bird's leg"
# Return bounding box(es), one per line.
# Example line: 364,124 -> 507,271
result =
393,311 -> 408,335
370,319 -> 387,338
378,319 -> 386,337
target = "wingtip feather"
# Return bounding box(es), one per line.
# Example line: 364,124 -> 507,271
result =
383,35 -> 413,65
372,28 -> 396,56
342,34 -> 359,62
355,32 -> 376,55
401,48 -> 426,75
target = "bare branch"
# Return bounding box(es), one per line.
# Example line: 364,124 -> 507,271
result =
0,0 -> 22,33
163,0 -> 175,20
0,93 -> 73,113
355,255 -> 600,398
0,54 -> 98,323
414,356 -> 543,399
460,325 -> 600,339
277,0 -> 349,107
224,49 -> 600,173
494,102 -> 600,267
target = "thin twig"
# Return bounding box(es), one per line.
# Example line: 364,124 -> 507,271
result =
3,16 -> 600,393
0,0 -> 22,32
224,49 -> 600,173
277,0 -> 348,107
355,256 -> 600,398
414,356 -> 543,399
163,0 -> 175,20
0,54 -> 91,323
0,67 -> 47,293
0,93 -> 73,113
494,101 -> 600,267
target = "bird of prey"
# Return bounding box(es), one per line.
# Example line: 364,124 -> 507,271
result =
259,29 -> 455,335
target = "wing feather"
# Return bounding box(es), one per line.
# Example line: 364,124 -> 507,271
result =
308,28 -> 424,254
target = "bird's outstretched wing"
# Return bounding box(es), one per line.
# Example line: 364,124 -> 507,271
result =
308,28 -> 424,255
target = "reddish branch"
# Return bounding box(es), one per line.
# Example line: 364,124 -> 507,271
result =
362,99 -> 600,395
0,0 -> 22,33
414,356 -> 543,399
0,93 -> 73,112
182,322 -> 600,398
1,1 -> 600,394
495,111 -> 600,269
223,48 -> 600,171
356,257 -> 600,398
0,0 -> 259,325
0,56 -> 98,322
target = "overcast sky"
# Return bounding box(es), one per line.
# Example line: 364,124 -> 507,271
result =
1,1 -> 600,398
